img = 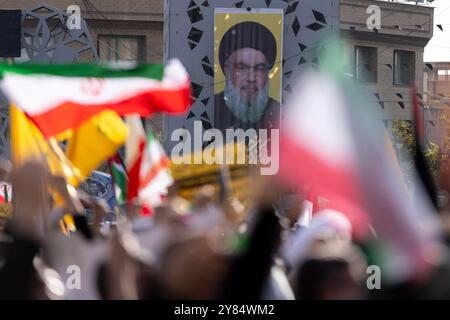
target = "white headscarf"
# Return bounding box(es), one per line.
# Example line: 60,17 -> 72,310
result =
282,209 -> 352,270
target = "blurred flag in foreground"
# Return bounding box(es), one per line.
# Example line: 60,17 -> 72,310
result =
126,115 -> 172,215
0,59 -> 191,138
280,69 -> 370,238
12,103 -> 127,187
65,110 -> 128,184
279,39 -> 440,282
10,104 -> 81,185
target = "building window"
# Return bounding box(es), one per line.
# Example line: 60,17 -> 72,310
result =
98,35 -> 145,62
354,46 -> 377,83
437,69 -> 450,81
393,50 -> 415,85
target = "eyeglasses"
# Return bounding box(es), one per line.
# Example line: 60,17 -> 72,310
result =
228,63 -> 270,75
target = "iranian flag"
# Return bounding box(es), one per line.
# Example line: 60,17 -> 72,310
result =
279,59 -> 438,281
279,70 -> 370,238
0,59 -> 191,138
125,115 -> 172,215
139,131 -> 172,213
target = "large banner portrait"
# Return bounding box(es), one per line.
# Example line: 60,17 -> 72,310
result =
214,8 -> 283,132
164,0 -> 339,152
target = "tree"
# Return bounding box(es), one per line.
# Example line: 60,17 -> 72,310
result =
391,119 -> 450,186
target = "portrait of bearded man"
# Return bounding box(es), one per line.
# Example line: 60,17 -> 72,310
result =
214,21 -> 280,132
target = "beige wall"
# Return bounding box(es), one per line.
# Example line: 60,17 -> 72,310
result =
341,0 -> 433,39
434,81 -> 450,97
1,0 -> 165,63
426,62 -> 450,98
341,0 -> 434,121
424,62 -> 450,148
1,0 -> 163,21
343,37 -> 426,120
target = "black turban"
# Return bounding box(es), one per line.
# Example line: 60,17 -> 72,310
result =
218,21 -> 277,72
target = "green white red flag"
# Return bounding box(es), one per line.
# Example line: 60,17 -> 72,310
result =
279,39 -> 440,282
109,154 -> 127,205
125,115 -> 172,215
0,59 -> 191,138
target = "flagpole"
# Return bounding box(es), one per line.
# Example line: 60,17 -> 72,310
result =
107,157 -> 116,191
411,82 -> 438,210
219,164 -> 231,206
108,154 -> 124,218
3,184 -> 8,203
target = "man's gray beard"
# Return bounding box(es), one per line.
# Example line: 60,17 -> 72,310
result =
223,77 -> 269,123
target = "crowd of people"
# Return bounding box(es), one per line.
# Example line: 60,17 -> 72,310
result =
2,154 -> 450,300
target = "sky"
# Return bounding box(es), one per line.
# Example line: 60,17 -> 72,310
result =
424,0 -> 450,62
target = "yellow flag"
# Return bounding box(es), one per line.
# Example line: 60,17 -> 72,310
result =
10,104 -> 81,185
54,129 -> 73,142
65,110 -> 128,183
11,104 -> 49,165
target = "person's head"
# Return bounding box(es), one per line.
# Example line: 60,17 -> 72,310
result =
219,22 -> 277,122
292,238 -> 367,300
224,48 -> 269,103
160,236 -> 230,299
